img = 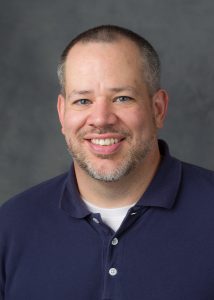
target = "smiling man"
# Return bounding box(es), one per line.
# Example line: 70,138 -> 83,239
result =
1,25 -> 214,300
57,35 -> 168,209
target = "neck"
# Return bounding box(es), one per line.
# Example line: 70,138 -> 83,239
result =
74,147 -> 161,208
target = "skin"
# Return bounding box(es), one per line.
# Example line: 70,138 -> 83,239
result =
57,38 -> 168,208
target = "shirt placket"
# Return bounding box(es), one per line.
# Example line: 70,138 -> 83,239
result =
89,207 -> 144,299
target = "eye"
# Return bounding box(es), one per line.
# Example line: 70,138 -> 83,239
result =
73,99 -> 91,106
115,96 -> 133,103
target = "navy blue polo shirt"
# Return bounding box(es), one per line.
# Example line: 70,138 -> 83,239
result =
1,140 -> 214,299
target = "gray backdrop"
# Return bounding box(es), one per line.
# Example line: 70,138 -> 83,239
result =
0,0 -> 214,204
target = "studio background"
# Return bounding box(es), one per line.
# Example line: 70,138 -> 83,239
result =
0,0 -> 213,204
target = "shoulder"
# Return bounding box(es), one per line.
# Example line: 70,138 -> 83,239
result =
0,172 -> 68,224
178,161 -> 214,205
181,161 -> 214,186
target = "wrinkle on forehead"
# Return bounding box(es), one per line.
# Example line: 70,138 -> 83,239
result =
67,86 -> 139,99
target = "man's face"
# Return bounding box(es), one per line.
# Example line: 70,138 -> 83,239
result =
58,39 -> 168,181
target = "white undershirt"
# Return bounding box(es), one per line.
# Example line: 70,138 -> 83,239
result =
83,199 -> 136,232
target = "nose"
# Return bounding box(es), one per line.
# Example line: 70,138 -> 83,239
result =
87,99 -> 118,128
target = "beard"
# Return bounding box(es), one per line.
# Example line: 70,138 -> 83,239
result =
66,128 -> 157,182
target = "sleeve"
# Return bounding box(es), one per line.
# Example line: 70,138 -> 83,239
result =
0,207 -> 6,300
0,248 -> 4,300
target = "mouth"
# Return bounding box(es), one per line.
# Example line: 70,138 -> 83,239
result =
91,138 -> 120,146
85,136 -> 125,155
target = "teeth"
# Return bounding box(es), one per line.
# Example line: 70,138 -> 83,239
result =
91,138 -> 119,146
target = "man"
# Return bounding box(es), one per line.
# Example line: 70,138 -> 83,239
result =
0,25 -> 214,299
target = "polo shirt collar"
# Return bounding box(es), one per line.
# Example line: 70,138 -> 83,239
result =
60,140 -> 182,218
60,166 -> 90,219
136,140 -> 182,209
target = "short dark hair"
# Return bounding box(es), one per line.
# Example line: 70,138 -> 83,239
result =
57,25 -> 160,96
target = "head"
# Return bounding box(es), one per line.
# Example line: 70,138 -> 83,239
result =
57,25 -> 161,97
57,25 -> 168,182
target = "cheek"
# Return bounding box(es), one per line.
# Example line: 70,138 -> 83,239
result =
122,109 -> 156,136
122,110 -> 147,130
63,111 -> 87,134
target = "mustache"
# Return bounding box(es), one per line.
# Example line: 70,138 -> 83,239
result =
77,126 -> 131,138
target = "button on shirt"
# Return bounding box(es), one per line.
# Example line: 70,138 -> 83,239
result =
1,140 -> 214,300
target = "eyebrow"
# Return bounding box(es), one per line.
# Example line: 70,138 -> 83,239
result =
68,86 -> 136,98
68,90 -> 91,98
108,86 -> 136,93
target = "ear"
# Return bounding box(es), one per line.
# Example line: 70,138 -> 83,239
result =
152,89 -> 169,129
57,94 -> 66,135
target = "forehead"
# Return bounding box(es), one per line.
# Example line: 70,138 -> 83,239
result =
66,38 -> 142,71
64,39 -> 145,89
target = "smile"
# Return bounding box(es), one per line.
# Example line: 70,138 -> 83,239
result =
91,138 -> 119,146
